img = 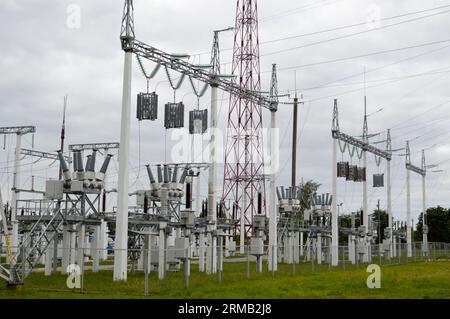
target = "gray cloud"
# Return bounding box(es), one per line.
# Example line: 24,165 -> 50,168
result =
1,0 -> 449,225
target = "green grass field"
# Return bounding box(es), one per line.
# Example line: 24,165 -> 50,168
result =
0,260 -> 449,299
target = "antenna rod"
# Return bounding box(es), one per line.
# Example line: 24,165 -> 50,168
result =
292,91 -> 298,188
59,96 -> 67,181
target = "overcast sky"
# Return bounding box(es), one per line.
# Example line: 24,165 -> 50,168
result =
1,0 -> 450,226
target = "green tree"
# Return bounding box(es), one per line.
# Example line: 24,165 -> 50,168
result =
299,180 -> 320,215
415,206 -> 450,243
371,209 -> 389,242
338,214 -> 352,244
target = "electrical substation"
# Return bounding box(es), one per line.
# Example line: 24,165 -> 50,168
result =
0,0 -> 449,298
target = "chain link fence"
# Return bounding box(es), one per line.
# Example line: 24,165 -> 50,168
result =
0,241 -> 448,297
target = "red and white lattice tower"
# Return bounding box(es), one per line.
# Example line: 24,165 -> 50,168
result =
223,0 -> 266,243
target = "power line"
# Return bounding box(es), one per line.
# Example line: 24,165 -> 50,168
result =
195,4 -> 450,57
260,0 -> 342,22
262,4 -> 450,46
261,8 -> 450,58
296,66 -> 450,91
270,38 -> 450,73
281,43 -> 450,93
302,63 -> 450,103
390,100 -> 450,130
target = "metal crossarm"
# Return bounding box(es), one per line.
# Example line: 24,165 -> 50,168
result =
332,130 -> 392,161
130,39 -> 275,111
69,142 -> 120,151
21,148 -> 71,162
0,126 -> 36,135
406,163 -> 425,176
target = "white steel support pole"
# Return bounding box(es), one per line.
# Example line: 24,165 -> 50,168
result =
191,135 -> 201,217
44,232 -> 54,276
196,176 -> 201,216
158,227 -> 166,280
70,229 -> 76,265
331,137 -> 338,266
422,174 -> 427,255
392,232 -> 397,257
348,234 -> 355,264
208,85 -> 218,223
100,220 -> 107,260
76,224 -> 85,267
299,232 -> 304,256
362,150 -> 369,262
61,225 -> 71,274
387,159 -> 393,258
113,51 -> 132,281
268,110 -> 278,271
199,230 -> 205,272
92,225 -> 100,272
207,84 -> 218,274
224,231 -> 230,257
101,149 -> 109,261
317,234 -> 322,265
406,169 -> 412,257
10,133 -> 22,254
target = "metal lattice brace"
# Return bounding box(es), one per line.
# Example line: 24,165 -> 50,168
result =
69,143 -> 120,152
21,148 -> 71,163
10,208 -> 65,284
0,126 -> 36,135
406,163 -> 425,176
332,130 -> 392,161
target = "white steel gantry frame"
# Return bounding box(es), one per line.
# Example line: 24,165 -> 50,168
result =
268,64 -> 279,272
69,142 -> 119,263
331,100 -> 392,266
405,142 -> 427,258
115,0 -> 278,280
0,126 -> 36,255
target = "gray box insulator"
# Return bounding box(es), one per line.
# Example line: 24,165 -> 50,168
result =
100,154 -> 113,174
57,151 -> 71,182
179,166 -> 188,184
76,151 -> 84,172
164,102 -> 185,129
58,151 -> 69,173
45,180 -> 64,200
85,155 -> 92,172
189,109 -> 208,134
73,151 -> 78,172
276,187 -> 281,200
157,165 -> 163,183
163,165 -> 169,183
88,150 -> 97,172
171,166 -> 178,183
373,174 -> 384,187
137,92 -> 158,121
146,165 -> 156,184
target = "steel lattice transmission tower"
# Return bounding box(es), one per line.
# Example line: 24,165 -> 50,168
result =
223,0 -> 266,250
